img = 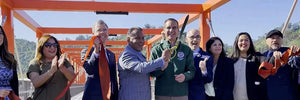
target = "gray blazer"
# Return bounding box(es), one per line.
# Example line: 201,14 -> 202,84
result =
118,45 -> 164,100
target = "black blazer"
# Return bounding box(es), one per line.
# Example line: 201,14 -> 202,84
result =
213,56 -> 234,100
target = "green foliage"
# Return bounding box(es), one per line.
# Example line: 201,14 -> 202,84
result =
224,44 -> 233,56
253,22 -> 300,52
14,39 -> 36,75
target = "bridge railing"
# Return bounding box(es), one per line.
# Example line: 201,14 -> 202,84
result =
18,79 -> 34,100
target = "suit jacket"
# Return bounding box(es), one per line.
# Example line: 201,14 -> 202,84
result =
118,45 -> 164,100
81,47 -> 118,100
263,47 -> 298,100
188,48 -> 213,100
213,56 -> 234,100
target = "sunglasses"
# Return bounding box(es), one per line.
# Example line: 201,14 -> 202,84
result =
44,42 -> 58,48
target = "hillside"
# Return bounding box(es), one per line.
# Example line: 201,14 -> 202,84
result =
14,39 -> 36,75
254,22 -> 300,52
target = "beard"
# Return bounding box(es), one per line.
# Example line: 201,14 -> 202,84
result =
270,45 -> 280,51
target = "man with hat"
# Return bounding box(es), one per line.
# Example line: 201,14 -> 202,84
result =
263,29 -> 300,100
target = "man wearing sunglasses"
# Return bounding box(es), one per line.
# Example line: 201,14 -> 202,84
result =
81,20 -> 118,100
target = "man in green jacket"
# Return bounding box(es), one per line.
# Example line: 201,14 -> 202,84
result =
150,18 -> 195,100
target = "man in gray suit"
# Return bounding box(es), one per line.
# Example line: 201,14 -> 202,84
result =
118,27 -> 170,100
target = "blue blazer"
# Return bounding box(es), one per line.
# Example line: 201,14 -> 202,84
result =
188,48 -> 213,100
214,56 -> 234,100
118,45 -> 164,100
263,47 -> 298,100
81,47 -> 118,100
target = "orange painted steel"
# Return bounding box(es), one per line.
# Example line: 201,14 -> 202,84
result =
203,0 -> 230,11
59,40 -> 128,45
108,48 -> 125,52
59,40 -> 150,46
1,4 -> 14,53
147,45 -> 152,61
1,0 -> 230,85
62,47 -> 124,52
66,53 -> 81,57
62,48 -> 84,52
199,12 -> 211,49
13,10 -> 42,34
12,0 -> 203,13
0,0 -> 13,8
39,27 -> 163,35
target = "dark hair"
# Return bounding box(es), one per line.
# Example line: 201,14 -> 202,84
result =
127,27 -> 143,37
230,32 -> 256,59
0,26 -> 17,69
34,35 -> 62,63
164,18 -> 179,27
206,37 -> 226,57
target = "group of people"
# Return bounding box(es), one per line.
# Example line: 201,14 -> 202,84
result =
0,17 -> 299,100
79,19 -> 300,100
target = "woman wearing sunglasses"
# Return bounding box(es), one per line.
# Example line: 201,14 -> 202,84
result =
27,35 -> 75,100
0,26 -> 19,99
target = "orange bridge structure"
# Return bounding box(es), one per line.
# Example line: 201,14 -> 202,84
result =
0,0 -> 230,84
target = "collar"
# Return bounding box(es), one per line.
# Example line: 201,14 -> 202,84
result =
126,45 -> 142,54
162,40 -> 181,49
193,48 -> 200,53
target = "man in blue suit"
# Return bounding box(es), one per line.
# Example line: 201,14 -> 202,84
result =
118,27 -> 170,100
263,29 -> 300,100
185,29 -> 213,100
81,20 -> 118,100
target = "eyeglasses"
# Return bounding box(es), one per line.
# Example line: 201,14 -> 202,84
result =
44,42 -> 58,48
188,35 -> 201,39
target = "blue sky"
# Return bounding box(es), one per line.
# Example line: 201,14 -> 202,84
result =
13,0 -> 300,45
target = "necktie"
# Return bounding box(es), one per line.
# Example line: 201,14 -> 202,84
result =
99,43 -> 111,100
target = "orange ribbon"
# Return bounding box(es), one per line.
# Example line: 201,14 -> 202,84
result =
55,36 -> 97,100
0,91 -> 21,100
258,48 -> 300,79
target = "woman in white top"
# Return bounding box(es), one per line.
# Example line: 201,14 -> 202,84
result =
229,32 -> 269,100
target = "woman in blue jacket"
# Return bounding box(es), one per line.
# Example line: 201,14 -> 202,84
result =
205,37 -> 234,100
229,32 -> 268,100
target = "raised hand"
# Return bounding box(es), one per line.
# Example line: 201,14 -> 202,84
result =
93,37 -> 101,54
0,89 -> 10,97
161,31 -> 166,40
199,57 -> 208,73
161,49 -> 170,71
50,56 -> 58,74
290,46 -> 300,56
175,74 -> 185,83
58,54 -> 66,68
273,51 -> 282,59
